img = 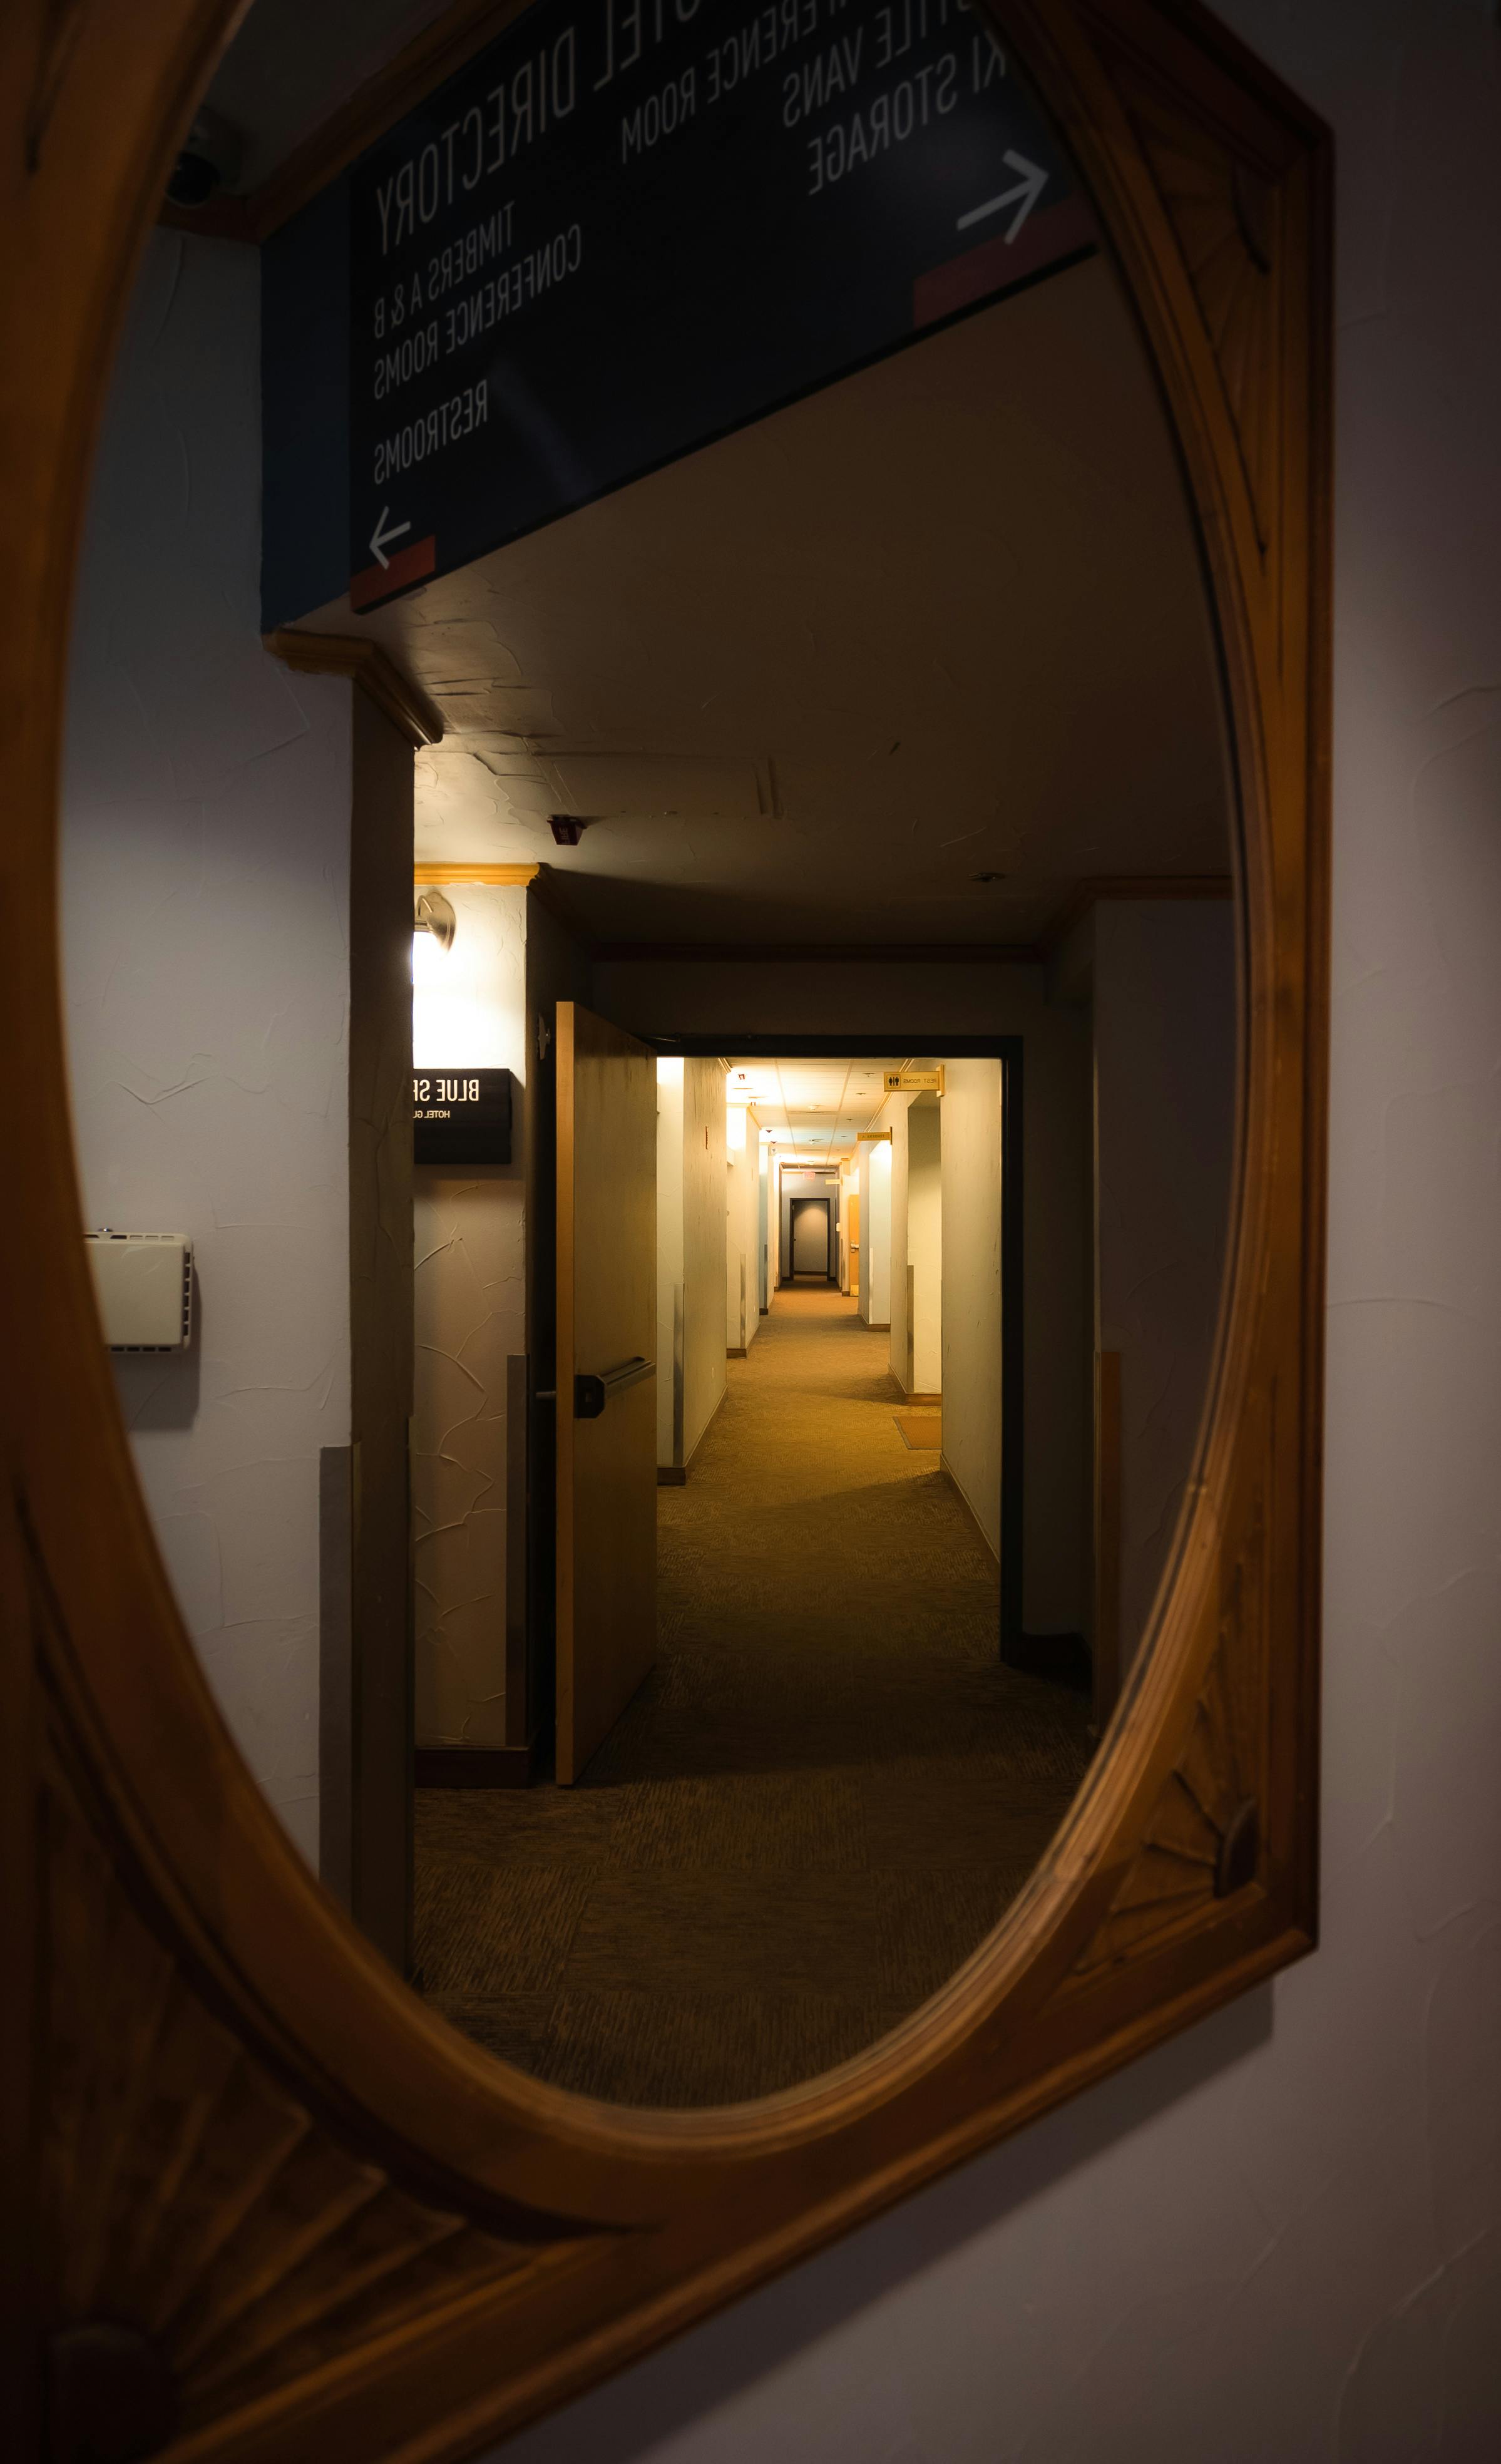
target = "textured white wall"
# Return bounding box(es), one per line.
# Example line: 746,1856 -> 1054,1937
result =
682,1058 -> 727,1464
494,6 -> 1501,2458
61,232 -> 354,1868
939,1059 -> 1002,1556
1094,900 -> 1236,1667
888,1095 -> 942,1394
411,884 -> 526,1747
656,1059 -> 685,1467
863,1139 -> 891,1325
839,1162 -> 857,1294
724,1104 -> 760,1350
888,1098 -> 912,1375
757,1142 -> 770,1312
907,1101 -> 943,1396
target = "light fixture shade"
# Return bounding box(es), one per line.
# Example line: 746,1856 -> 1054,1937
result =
414,887 -> 456,949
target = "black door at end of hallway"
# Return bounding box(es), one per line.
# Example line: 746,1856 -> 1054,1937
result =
789,1196 -> 832,1279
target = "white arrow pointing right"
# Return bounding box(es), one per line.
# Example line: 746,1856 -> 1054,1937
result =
369,504 -> 411,570
956,151 -> 1049,244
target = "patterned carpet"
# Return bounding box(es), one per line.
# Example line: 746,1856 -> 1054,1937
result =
415,1286 -> 1094,2107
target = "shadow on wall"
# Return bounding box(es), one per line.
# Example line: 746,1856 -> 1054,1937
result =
495,1987 -> 1273,2464
112,1271 -> 204,1429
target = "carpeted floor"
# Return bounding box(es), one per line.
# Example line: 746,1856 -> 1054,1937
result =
415,1286 -> 1094,2107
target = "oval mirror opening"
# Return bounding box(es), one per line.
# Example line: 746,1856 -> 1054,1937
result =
61,0 -> 1237,2110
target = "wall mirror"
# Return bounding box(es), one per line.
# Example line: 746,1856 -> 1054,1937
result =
7,0 -> 1328,2455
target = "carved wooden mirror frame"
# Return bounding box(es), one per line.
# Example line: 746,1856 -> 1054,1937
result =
1,1 -> 1328,2455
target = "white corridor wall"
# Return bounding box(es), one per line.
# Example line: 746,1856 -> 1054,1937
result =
495,6 -> 1501,2458
938,1060 -> 1002,1556
411,882 -> 527,1749
1094,898 -> 1236,1671
61,232 -> 352,1869
906,1099 -> 942,1397
858,1137 -> 891,1327
682,1057 -> 727,1466
656,1059 -> 685,1467
725,1101 -> 760,1352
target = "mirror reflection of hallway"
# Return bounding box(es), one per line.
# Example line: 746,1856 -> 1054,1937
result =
61,0 -> 1237,2116
417,1049 -> 1100,2105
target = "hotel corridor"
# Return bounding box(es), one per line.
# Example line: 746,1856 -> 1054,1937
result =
416,1286 -> 1093,2105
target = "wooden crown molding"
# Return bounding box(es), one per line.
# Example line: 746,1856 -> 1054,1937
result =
412,863 -> 539,887
263,630 -> 444,750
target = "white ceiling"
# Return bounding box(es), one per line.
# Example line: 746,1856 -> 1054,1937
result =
726,1057 -> 930,1168
306,254 -> 1231,949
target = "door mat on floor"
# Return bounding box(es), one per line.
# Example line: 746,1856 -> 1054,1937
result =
894,1412 -> 942,1450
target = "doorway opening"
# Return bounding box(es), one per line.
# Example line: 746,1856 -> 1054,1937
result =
789,1196 -> 833,1280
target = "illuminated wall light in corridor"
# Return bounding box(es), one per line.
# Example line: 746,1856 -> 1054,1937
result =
411,886 -> 456,989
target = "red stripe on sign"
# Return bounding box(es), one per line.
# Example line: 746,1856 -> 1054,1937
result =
913,195 -> 1099,331
349,533 -> 437,611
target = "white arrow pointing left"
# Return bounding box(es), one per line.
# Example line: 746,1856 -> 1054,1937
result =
956,150 -> 1048,243
369,504 -> 411,570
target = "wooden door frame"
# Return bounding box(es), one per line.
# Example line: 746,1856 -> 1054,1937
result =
3,1 -> 1328,2455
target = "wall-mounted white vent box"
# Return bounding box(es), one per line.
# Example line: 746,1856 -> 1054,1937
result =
85,1232 -> 193,1351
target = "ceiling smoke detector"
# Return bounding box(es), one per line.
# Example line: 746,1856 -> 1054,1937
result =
167,105 -> 244,207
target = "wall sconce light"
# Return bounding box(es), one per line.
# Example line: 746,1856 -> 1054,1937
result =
414,888 -> 456,949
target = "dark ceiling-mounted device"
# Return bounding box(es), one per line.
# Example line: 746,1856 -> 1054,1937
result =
167,106 -> 244,208
548,816 -> 590,847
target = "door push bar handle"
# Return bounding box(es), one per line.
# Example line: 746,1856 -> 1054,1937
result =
574,1357 -> 655,1419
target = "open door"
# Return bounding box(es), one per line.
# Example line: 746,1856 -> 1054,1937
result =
555,1001 -> 657,1782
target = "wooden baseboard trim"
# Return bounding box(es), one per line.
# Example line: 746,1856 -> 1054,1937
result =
868,1320 -> 891,1333
726,1345 -> 747,1359
414,1743 -> 535,1789
657,1466 -> 686,1487
903,1390 -> 942,1405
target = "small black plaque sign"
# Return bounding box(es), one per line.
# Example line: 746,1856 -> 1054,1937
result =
413,1067 -> 513,1165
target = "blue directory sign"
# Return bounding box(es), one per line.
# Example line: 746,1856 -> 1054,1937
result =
344,0 -> 1095,610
